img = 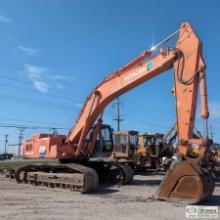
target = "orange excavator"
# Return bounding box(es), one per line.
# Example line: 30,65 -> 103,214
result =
18,22 -> 214,203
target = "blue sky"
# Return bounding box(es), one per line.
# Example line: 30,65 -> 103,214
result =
0,0 -> 220,154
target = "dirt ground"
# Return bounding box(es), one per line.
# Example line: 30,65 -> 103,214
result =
0,174 -> 219,220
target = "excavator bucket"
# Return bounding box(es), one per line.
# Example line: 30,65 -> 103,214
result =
156,160 -> 215,204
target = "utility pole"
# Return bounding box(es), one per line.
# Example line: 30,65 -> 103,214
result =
4,134 -> 9,154
50,128 -> 58,135
18,129 -> 24,157
113,97 -> 123,131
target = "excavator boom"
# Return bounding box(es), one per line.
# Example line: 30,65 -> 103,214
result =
67,23 -> 208,159
65,22 -> 214,203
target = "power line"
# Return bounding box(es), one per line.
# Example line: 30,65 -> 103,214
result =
0,68 -> 175,119
0,83 -> 173,120
110,102 -> 175,125
0,61 -> 90,90
0,76 -> 175,120
123,104 -> 174,120
0,73 -> 87,98
0,82 -> 82,102
125,99 -> 174,117
122,112 -> 173,129
0,122 -> 68,130
49,128 -> 58,135
0,87 -> 175,123
0,61 -> 178,116
0,92 -> 76,111
1,60 -> 213,135
0,116 -> 68,127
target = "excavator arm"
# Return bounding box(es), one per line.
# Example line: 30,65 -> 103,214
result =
65,22 -> 214,203
67,23 -> 208,161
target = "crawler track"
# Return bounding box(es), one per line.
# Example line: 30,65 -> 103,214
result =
15,162 -> 134,192
15,163 -> 99,193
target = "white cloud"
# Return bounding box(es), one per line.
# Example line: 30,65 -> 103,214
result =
18,46 -> 39,56
33,81 -> 48,93
24,64 -> 46,79
24,64 -> 48,93
209,102 -> 220,119
52,74 -> 68,80
0,15 -> 11,23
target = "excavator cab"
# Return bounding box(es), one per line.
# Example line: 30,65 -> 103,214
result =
139,133 -> 164,154
137,133 -> 164,170
113,131 -> 139,159
93,124 -> 114,157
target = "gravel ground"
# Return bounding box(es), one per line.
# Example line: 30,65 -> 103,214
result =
0,174 -> 219,220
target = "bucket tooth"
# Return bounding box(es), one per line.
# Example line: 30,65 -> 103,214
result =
156,160 -> 215,204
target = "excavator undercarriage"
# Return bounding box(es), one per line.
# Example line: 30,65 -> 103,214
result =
16,163 -> 99,192
16,161 -> 134,193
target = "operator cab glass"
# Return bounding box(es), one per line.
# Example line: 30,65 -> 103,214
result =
130,133 -> 138,148
144,135 -> 163,146
100,126 -> 114,151
115,134 -> 128,153
94,125 -> 114,157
